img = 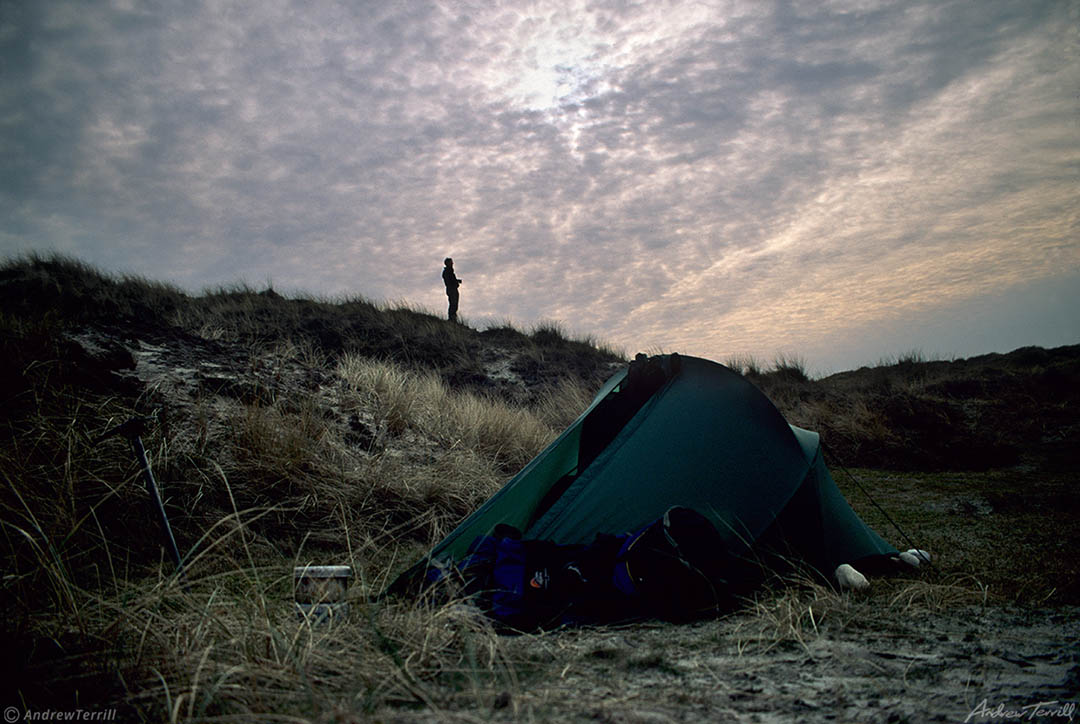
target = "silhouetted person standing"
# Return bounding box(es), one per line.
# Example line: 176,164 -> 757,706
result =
442,257 -> 461,322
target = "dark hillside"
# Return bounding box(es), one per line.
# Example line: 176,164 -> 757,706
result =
3,254 -> 1076,474
745,347 -> 1080,472
0,253 -> 624,404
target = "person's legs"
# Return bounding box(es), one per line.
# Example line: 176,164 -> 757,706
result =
447,291 -> 459,321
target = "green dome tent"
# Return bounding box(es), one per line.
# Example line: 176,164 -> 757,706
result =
392,354 -> 896,596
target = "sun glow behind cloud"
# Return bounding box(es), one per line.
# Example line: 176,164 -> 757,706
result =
458,0 -> 719,112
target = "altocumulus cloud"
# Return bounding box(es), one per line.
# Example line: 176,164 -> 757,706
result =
0,0 -> 1077,371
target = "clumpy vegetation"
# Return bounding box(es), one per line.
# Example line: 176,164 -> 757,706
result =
730,347 -> 1080,472
1,254 -> 1077,722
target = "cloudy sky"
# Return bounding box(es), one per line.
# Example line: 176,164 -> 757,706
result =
2,1 -> 1077,373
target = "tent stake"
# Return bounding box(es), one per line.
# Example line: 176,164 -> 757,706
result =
100,414 -> 187,587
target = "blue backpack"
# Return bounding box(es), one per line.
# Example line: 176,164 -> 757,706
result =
427,507 -> 740,630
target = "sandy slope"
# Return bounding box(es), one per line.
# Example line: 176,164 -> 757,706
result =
371,605 -> 1078,723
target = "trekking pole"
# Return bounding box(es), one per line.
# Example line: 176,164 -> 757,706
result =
98,412 -> 187,586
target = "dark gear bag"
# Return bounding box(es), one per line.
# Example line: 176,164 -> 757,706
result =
612,506 -> 737,619
436,507 -> 738,629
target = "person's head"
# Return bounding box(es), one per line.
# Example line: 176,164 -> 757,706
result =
444,257 -> 453,267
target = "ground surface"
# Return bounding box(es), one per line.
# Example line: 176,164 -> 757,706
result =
536,607 -> 1077,724
373,605 -> 1079,723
